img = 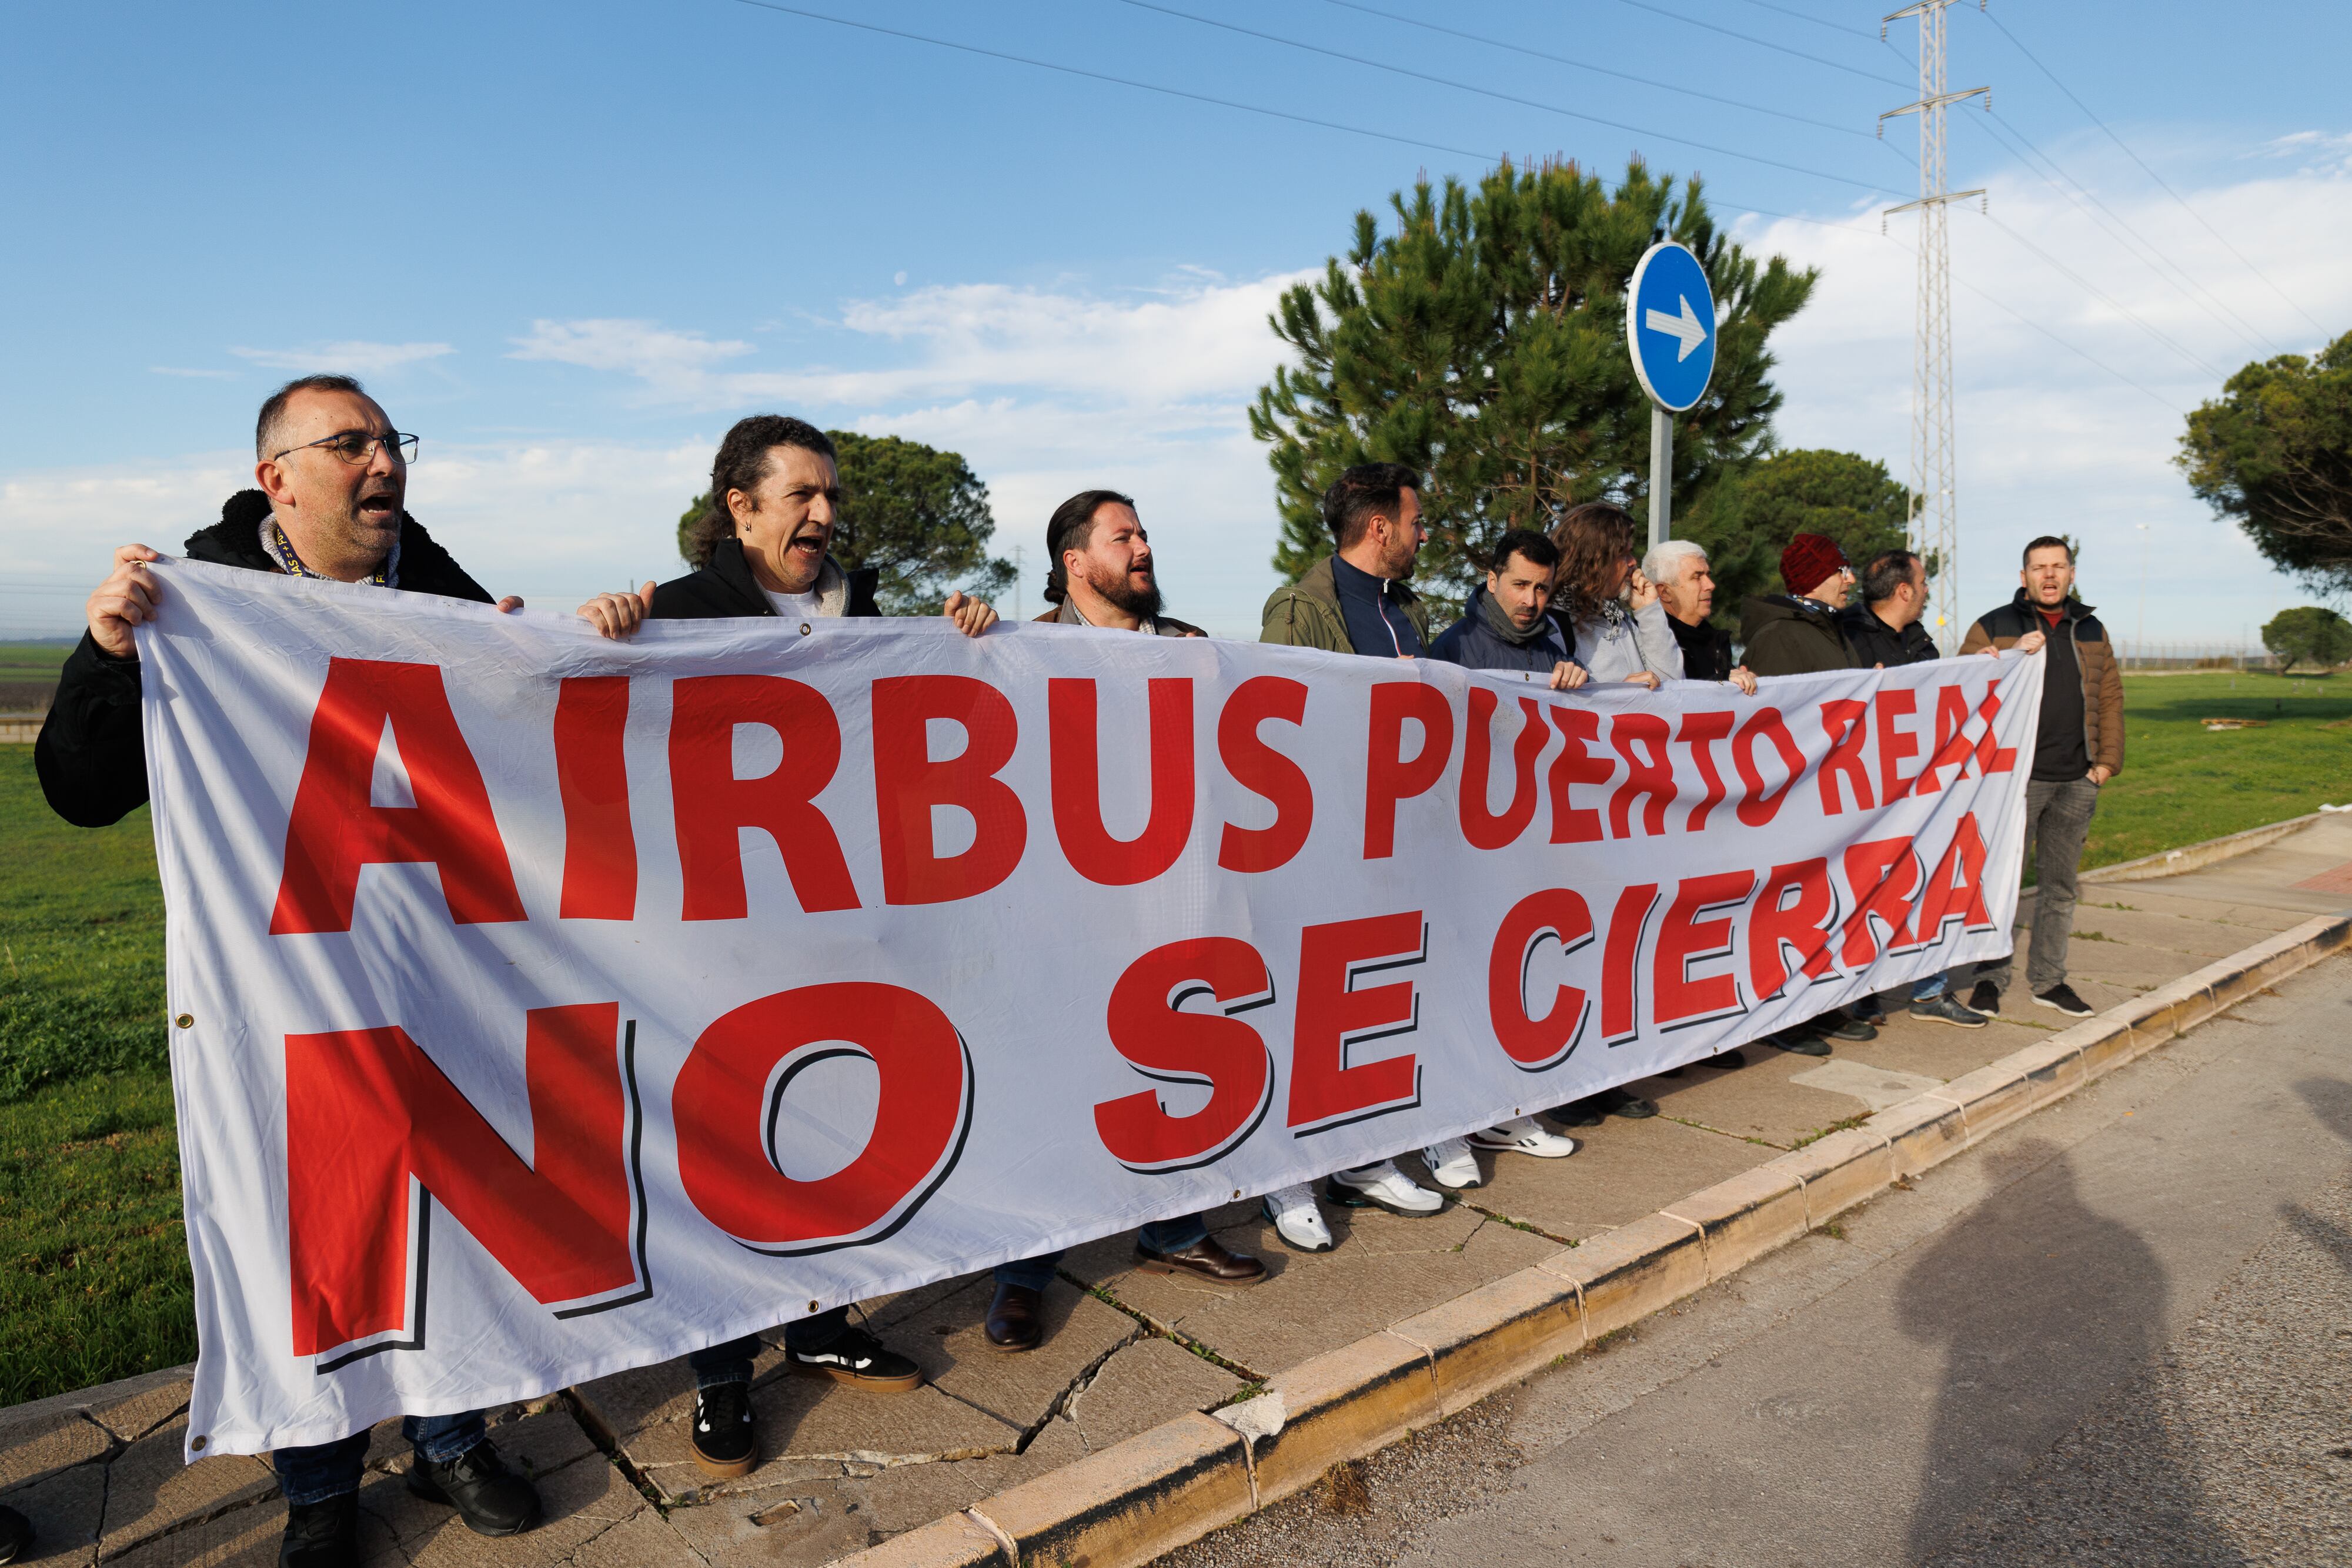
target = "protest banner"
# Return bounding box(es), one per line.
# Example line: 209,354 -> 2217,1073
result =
132,559 -> 2042,1456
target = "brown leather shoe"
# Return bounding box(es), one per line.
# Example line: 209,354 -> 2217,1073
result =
1134,1235 -> 1267,1284
985,1283 -> 1044,1353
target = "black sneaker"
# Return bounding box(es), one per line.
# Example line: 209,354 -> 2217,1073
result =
1773,1028 -> 1832,1058
691,1379 -> 758,1479
278,1494 -> 354,1567
1909,992 -> 1990,1029
1818,1012 -> 1878,1042
1967,979 -> 2002,1015
1596,1086 -> 1658,1119
2034,982 -> 2094,1017
1,1504 -> 34,1567
1551,1098 -> 1606,1128
408,1440 -> 542,1537
1852,998 -> 1889,1027
788,1325 -> 921,1392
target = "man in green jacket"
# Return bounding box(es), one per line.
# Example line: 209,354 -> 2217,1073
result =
1255,463 -> 1449,1252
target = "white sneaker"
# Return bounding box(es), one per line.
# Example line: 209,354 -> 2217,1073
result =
1261,1182 -> 1334,1252
1468,1117 -> 1582,1159
1418,1136 -> 1485,1190
1325,1160 -> 1446,1216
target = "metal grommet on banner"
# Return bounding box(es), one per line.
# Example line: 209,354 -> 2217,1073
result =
175,1013 -> 195,1029
808,1299 -> 818,1312
799,623 -> 813,636
190,1435 -> 206,1451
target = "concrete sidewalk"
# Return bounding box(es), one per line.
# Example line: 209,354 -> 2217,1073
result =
6,819 -> 2350,1566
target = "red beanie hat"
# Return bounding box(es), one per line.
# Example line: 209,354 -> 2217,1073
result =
1779,533 -> 1849,596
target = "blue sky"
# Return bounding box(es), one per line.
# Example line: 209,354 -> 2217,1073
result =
5,0 -> 2348,643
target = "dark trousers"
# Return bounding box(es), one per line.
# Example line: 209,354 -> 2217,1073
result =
1975,776 -> 2101,994
686,1305 -> 851,1390
272,1411 -> 483,1505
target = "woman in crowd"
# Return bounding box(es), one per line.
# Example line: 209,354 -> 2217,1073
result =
1548,502 -> 1684,688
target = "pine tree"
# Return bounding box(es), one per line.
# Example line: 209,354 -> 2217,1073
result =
1680,449 -> 1918,626
1250,158 -> 1816,602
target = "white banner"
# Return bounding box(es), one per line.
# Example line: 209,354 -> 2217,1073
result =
135,560 -> 2042,1456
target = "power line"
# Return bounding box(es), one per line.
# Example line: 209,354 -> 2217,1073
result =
731,0 -> 1499,163
1118,0 -> 1900,195
1965,111 -> 2283,361
1314,0 -> 1880,142
1725,0 -> 1873,39
1979,210 -> 2230,383
1972,6 -> 2327,337
1598,0 -> 1910,88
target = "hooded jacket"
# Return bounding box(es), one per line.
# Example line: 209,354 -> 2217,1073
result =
1837,602 -> 1939,668
35,490 -> 492,829
1959,589 -> 2124,778
1739,593 -> 1867,678
649,536 -> 882,621
1258,554 -> 1432,654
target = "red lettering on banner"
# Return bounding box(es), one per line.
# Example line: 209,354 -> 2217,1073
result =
1976,691 -> 2019,774
1546,705 -> 1609,843
1916,813 -> 1994,942
1094,938 -> 1276,1171
1818,698 -> 1875,815
1732,708 -> 1806,827
1460,690 -> 1546,850
1486,890 -> 1594,1070
286,1003 -> 639,1359
1215,677 -> 1315,873
873,676 -> 1027,905
676,982 -> 972,1252
1750,858 -> 1839,1000
1654,871 -> 1757,1029
1875,688 -> 1923,805
1679,710 -> 1735,831
1287,911 -> 1425,1134
1916,684 -> 1976,795
1608,713 -> 1675,838
555,677 -> 636,920
1840,836 -> 1922,967
670,676 -> 860,918
271,658 -> 524,934
1050,678 -> 1195,885
1364,684 -> 1454,859
1600,884 -> 1662,1044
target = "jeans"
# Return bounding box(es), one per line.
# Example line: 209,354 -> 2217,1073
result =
996,1213 -> 1212,1293
687,1304 -> 851,1390
1912,970 -> 1952,1004
272,1410 -> 484,1505
1975,776 -> 2100,995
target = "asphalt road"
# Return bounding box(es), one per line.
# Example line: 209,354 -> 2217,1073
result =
1160,955 -> 2352,1568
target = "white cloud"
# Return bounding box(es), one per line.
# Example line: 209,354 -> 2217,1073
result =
2257,130 -> 2352,178
506,319 -> 754,397
230,341 -> 456,374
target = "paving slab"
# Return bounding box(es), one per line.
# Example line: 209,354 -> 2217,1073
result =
1641,1047 -> 1876,1148
0,1457 -> 103,1564
1461,1114 -> 1776,1241
0,1412 -> 110,1497
894,1277 -> 1141,1432
98,1415 -> 274,1561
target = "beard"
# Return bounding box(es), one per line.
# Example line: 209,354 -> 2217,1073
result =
1087,562 -> 1164,619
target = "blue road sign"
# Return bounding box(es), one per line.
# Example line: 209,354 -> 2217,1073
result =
1625,242 -> 1717,413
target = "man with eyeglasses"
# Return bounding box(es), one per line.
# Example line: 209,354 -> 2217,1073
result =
36,373 -> 650,1565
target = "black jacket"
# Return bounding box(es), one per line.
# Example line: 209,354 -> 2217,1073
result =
35,491 -> 493,828
1428,589 -> 1581,676
1836,603 -> 1938,668
1668,614 -> 1736,681
649,537 -> 881,621
1739,594 -> 1866,678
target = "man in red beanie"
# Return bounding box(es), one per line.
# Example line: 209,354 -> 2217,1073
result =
1740,533 -> 1867,677
1736,533 -> 1878,1055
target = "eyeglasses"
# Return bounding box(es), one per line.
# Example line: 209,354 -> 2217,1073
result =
271,430 -> 420,466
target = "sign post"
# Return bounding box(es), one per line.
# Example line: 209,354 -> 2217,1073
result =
1625,241 -> 1718,550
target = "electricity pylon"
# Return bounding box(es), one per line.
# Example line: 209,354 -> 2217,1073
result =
1881,1 -> 1989,652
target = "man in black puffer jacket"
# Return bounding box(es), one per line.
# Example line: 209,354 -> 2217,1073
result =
33,373 -> 615,1567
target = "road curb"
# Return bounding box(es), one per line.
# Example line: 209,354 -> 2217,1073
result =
834,909 -> 2352,1568
2084,810 -> 2325,884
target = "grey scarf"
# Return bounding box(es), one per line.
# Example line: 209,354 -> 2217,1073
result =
1478,587 -> 1557,648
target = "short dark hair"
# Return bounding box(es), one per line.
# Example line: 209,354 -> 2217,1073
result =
1488,528 -> 1559,574
684,415 -> 838,568
2022,534 -> 2073,566
256,374 -> 368,459
1862,548 -> 1922,607
1043,489 -> 1136,606
1321,462 -> 1421,550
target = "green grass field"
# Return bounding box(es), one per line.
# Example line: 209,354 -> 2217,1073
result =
0,666 -> 2346,1404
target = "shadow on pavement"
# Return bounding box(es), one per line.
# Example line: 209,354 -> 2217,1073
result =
1895,1138 -> 2239,1566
